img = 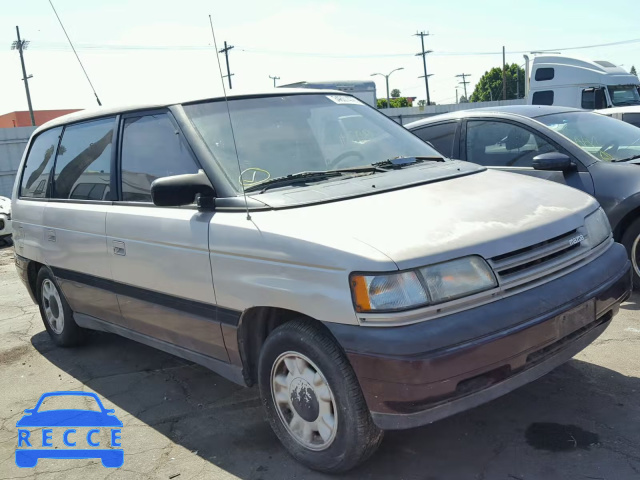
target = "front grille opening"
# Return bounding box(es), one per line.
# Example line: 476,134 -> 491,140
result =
526,311 -> 612,365
497,243 -> 580,277
455,365 -> 511,396
492,229 -> 577,262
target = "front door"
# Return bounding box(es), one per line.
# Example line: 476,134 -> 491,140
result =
463,119 -> 595,195
106,111 -> 227,361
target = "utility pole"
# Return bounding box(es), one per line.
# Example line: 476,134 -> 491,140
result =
414,31 -> 432,105
371,67 -> 404,109
502,46 -> 507,100
269,75 -> 280,88
456,73 -> 471,99
219,41 -> 234,89
11,26 -> 35,126
455,87 -> 459,104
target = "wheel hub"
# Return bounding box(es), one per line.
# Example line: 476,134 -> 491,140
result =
41,278 -> 64,335
271,351 -> 338,451
289,377 -> 320,422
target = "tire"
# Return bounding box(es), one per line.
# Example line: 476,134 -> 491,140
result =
258,319 -> 383,473
621,217 -> 640,289
36,267 -> 86,347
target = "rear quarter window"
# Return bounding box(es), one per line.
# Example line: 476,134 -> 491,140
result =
20,127 -> 62,198
412,122 -> 457,158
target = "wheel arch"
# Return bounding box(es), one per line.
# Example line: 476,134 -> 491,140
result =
236,306 -> 341,386
613,206 -> 640,241
26,260 -> 43,303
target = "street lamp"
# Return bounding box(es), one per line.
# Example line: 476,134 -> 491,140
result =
371,67 -> 404,109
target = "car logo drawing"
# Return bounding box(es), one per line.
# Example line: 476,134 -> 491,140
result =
16,391 -> 123,468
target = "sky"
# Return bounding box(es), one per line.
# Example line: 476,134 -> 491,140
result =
1,0 -> 640,114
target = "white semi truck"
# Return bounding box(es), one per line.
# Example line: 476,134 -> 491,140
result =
525,55 -> 640,109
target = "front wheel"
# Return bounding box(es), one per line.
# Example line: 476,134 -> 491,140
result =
621,218 -> 640,289
258,319 -> 383,473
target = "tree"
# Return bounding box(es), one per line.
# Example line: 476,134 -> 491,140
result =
459,95 -> 468,103
390,89 -> 401,98
469,63 -> 525,102
417,99 -> 427,107
631,65 -> 638,77
377,97 -> 410,108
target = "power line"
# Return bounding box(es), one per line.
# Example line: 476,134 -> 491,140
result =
218,40 -> 234,89
48,0 -> 102,106
26,36 -> 640,58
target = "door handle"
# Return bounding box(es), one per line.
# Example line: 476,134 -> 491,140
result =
46,229 -> 56,242
112,240 -> 126,256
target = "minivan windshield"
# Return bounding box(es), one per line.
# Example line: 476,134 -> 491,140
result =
183,94 -> 441,193
607,85 -> 640,106
537,111 -> 640,162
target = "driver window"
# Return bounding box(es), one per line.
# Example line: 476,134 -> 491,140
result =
120,114 -> 199,202
466,121 -> 557,167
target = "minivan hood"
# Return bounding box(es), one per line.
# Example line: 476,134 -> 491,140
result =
262,169 -> 597,270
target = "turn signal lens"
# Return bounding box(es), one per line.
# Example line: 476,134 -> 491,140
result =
350,271 -> 428,312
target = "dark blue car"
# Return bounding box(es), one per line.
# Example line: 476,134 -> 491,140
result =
16,391 -> 123,468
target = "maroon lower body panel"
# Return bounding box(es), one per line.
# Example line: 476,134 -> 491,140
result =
338,250 -> 631,430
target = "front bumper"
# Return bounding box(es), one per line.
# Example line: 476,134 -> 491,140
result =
326,242 -> 631,430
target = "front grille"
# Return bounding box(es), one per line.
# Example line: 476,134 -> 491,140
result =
489,229 -> 586,288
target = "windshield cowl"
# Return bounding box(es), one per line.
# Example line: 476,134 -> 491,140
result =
252,160 -> 483,208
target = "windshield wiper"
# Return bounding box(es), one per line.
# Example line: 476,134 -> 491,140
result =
243,167 -> 381,193
242,156 -> 444,193
612,154 -> 640,163
372,156 -> 445,169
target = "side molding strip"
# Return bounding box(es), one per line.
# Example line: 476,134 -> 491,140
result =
51,266 -> 242,326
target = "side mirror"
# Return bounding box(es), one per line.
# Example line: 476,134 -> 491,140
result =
151,170 -> 215,207
532,152 -> 574,171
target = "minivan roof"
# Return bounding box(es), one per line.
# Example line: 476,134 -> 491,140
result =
35,88 -> 344,134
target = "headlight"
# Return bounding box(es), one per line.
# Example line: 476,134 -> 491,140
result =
584,207 -> 610,248
350,256 -> 497,313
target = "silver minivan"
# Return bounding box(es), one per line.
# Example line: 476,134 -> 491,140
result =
11,90 -> 631,472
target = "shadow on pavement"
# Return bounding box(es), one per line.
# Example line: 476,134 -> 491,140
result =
31,326 -> 640,480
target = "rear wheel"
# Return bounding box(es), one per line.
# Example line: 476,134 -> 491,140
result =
621,218 -> 640,289
36,267 -> 86,347
258,319 -> 383,473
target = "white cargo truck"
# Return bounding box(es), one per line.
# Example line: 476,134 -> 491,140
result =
278,80 -> 377,107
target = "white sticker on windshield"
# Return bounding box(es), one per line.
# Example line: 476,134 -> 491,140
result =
326,95 -> 364,105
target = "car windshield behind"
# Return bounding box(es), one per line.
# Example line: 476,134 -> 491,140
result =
183,94 -> 441,193
537,111 -> 640,162
37,395 -> 101,412
607,85 -> 640,106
